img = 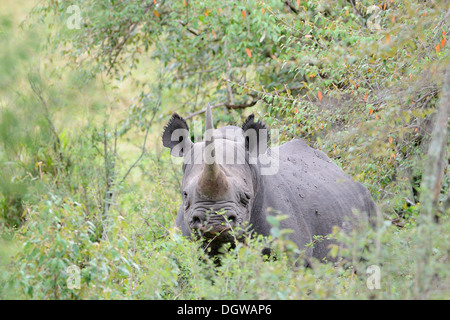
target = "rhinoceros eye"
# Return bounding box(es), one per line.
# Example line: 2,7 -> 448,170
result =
183,192 -> 190,209
239,192 -> 251,206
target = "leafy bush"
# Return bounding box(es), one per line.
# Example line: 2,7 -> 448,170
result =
1,0 -> 448,300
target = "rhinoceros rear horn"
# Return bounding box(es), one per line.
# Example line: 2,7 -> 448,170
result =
198,104 -> 228,198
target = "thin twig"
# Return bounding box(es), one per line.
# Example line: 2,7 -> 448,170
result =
226,61 -> 235,106
118,110 -> 157,185
28,68 -> 64,170
184,103 -> 226,120
178,19 -> 200,36
193,64 -> 203,112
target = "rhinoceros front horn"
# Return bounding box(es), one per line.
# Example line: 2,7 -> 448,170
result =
197,104 -> 228,199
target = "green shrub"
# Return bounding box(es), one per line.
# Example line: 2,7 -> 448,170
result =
1,0 -> 448,300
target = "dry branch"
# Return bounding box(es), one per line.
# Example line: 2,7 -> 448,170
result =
184,99 -> 260,120
419,66 -> 450,221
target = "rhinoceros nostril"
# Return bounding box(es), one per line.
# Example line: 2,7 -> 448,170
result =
226,213 -> 238,226
192,213 -> 204,229
192,216 -> 201,227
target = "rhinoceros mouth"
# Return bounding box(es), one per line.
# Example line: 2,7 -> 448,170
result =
202,228 -> 234,241
195,221 -> 237,240
198,227 -> 240,256
192,219 -> 242,251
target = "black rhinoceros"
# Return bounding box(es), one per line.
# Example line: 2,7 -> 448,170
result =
162,105 -> 377,262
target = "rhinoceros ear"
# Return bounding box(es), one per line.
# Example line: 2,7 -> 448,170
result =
162,113 -> 192,157
241,114 -> 270,155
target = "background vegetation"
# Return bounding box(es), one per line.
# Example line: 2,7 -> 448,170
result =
0,0 -> 448,299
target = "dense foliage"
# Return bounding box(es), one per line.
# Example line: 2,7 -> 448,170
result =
0,0 -> 448,299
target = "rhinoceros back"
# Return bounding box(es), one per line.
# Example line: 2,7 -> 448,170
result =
257,139 -> 376,261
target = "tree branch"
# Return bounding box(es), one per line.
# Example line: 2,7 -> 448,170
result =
225,99 -> 260,109
348,0 -> 365,20
178,19 -> 199,36
184,99 -> 260,120
106,4 -> 154,75
184,103 -> 225,120
284,0 -> 299,14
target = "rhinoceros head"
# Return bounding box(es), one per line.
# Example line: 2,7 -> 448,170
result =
162,104 -> 269,249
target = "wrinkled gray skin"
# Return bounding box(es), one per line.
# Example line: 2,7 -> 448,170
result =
162,106 -> 377,262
